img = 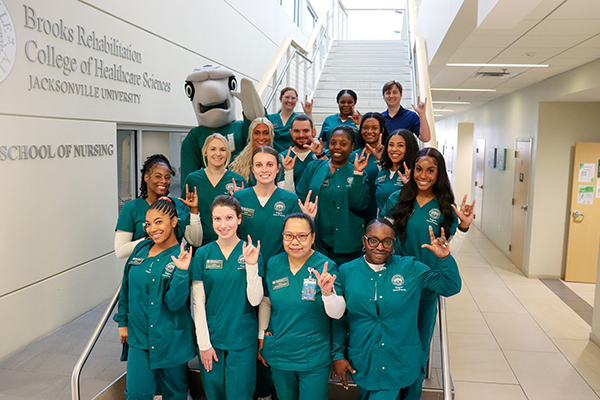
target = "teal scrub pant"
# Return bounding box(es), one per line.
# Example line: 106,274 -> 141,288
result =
270,364 -> 330,400
126,346 -> 188,400
358,385 -> 408,400
403,291 -> 439,400
200,344 -> 257,400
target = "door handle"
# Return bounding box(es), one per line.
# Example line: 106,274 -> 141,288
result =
573,210 -> 584,218
520,205 -> 528,211
478,185 -> 483,189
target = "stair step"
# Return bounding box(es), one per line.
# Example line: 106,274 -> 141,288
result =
316,81 -> 411,90
322,66 -> 409,74
313,89 -> 412,98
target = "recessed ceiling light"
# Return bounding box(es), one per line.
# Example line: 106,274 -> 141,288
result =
433,109 -> 454,112
431,88 -> 496,92
447,63 -> 548,68
432,101 -> 471,105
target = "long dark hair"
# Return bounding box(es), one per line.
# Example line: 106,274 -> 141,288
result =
357,112 -> 388,149
379,129 -> 419,172
391,147 -> 454,242
139,154 -> 175,199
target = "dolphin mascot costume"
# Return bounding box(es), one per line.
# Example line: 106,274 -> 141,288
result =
180,65 -> 265,184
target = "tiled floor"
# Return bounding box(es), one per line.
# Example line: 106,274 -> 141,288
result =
0,226 -> 599,400
448,227 -> 600,400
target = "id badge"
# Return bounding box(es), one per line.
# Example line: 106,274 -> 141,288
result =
302,277 -> 317,301
206,259 -> 223,269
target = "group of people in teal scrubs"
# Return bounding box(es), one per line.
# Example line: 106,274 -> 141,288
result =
113,81 -> 475,399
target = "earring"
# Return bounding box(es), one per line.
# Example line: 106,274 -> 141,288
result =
392,249 -> 395,254
362,246 -> 366,252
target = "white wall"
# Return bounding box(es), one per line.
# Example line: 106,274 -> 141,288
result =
435,58 -> 600,278
0,0 -> 308,359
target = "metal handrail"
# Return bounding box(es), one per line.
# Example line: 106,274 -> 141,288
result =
71,285 -> 121,400
439,296 -> 455,400
256,0 -> 348,111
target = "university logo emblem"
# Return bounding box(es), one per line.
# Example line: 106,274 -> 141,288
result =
165,263 -> 175,273
225,183 -> 234,191
429,208 -> 441,220
391,274 -> 404,287
346,177 -> 353,186
0,1 -> 17,84
274,201 -> 286,212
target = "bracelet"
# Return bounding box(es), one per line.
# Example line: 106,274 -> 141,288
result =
316,152 -> 326,159
457,225 -> 469,233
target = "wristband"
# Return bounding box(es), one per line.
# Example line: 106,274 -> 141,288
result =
457,225 -> 469,233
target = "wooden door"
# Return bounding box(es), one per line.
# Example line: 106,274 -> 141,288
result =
510,139 -> 532,271
565,142 -> 600,283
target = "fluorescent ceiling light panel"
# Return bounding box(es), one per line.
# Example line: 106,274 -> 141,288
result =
447,63 -> 548,68
431,88 -> 496,92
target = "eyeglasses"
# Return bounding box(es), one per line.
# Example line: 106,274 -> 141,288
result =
364,236 -> 395,249
283,232 -> 311,242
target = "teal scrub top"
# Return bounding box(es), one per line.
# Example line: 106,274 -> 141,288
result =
116,197 -> 191,242
114,240 -> 197,369
318,114 -> 357,148
268,112 -> 297,153
180,117 -> 251,185
331,255 -> 461,391
278,148 -> 322,186
233,187 -> 301,263
296,160 -> 369,254
183,169 -> 247,245
261,251 -> 340,371
393,198 -> 458,267
374,169 -> 405,213
349,149 -> 380,222
190,240 -> 263,351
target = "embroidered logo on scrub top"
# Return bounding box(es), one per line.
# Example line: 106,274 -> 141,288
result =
162,262 -> 175,278
225,183 -> 234,192
322,180 -> 329,188
391,274 -> 406,292
376,175 -> 386,184
237,255 -> 246,270
346,177 -> 354,187
273,201 -> 286,217
426,208 -> 441,226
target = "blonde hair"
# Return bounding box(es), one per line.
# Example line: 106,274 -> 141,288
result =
202,133 -> 231,168
229,118 -> 274,181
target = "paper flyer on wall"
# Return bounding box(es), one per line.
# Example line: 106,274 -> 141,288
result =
578,185 -> 594,205
578,163 -> 595,183
597,160 -> 600,198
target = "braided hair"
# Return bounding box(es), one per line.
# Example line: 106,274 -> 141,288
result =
147,197 -> 178,219
139,154 -> 175,199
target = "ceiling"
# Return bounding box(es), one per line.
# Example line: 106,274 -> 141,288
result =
425,0 -> 600,119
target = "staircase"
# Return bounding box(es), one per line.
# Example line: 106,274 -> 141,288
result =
312,40 -> 414,134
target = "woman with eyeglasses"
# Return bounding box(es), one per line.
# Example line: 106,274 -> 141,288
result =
258,213 -> 345,400
331,218 -> 461,399
383,147 -> 473,400
268,87 -> 313,153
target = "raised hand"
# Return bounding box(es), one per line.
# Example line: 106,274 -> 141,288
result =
422,226 -> 450,259
451,195 -> 475,229
304,137 -> 325,156
350,107 -> 362,125
332,359 -> 356,389
281,147 -> 298,171
301,95 -> 313,116
412,96 -> 427,116
313,261 -> 336,295
171,242 -> 192,270
200,347 -> 219,372
228,178 -> 244,195
178,184 -> 199,214
242,235 -> 260,265
353,148 -> 370,173
365,138 -> 384,161
400,161 -> 411,184
298,190 -> 318,220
